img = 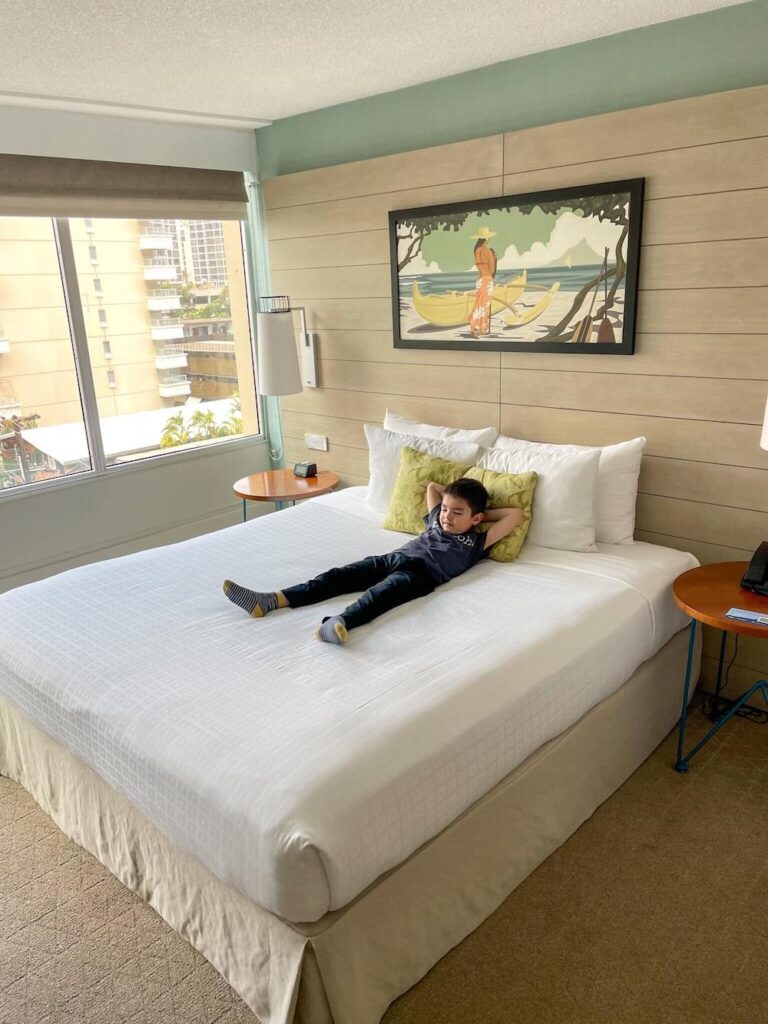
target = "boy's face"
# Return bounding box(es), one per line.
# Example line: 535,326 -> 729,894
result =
439,495 -> 483,534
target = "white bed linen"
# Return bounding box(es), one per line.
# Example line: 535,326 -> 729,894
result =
0,488 -> 696,923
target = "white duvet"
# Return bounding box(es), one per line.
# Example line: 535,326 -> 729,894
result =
0,488 -> 696,922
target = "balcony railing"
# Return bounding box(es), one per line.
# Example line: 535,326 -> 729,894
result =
143,265 -> 178,282
158,375 -> 191,398
147,291 -> 181,312
155,350 -> 188,370
151,318 -> 185,341
138,234 -> 175,251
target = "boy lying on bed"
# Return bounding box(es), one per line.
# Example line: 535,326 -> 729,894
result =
223,478 -> 522,645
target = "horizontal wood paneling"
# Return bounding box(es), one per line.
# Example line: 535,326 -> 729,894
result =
269,83 -> 768,688
700,657 -> 766,700
284,438 -> 369,481
500,335 -> 767,378
500,370 -> 766,424
635,494 -> 766,552
639,458 -> 768,512
282,389 -> 501,431
264,135 -> 504,209
643,189 -> 768,244
317,330 -> 500,367
702,630 -> 767,676
319,360 -> 500,404
283,411 -> 369,449
266,177 -> 504,240
502,137 -> 768,202
635,287 -> 768,335
502,85 -> 768,174
269,230 -> 388,271
498,405 -> 768,469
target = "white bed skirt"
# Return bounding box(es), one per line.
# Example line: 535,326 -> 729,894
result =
0,627 -> 699,1024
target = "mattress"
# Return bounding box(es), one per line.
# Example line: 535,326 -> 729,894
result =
0,487 -> 697,923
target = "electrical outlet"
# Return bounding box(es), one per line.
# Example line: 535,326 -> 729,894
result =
305,433 -> 328,452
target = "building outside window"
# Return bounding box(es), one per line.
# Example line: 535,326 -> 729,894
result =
0,215 -> 259,492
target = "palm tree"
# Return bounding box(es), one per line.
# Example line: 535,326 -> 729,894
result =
160,411 -> 189,448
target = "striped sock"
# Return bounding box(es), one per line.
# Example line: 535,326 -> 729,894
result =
315,615 -> 348,645
223,580 -> 280,618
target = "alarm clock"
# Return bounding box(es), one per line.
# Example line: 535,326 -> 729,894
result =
293,462 -> 317,478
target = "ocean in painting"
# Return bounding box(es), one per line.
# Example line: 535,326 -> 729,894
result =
401,264 -> 608,296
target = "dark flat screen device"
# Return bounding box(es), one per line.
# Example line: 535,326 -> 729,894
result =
741,541 -> 768,597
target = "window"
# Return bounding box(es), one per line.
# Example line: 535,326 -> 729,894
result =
0,216 -> 259,494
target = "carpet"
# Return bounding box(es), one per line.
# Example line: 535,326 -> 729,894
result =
1,705 -> 767,1024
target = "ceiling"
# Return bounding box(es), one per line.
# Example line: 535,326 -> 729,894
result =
0,0 -> 745,127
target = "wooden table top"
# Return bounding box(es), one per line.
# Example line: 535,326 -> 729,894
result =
233,468 -> 339,503
673,561 -> 768,638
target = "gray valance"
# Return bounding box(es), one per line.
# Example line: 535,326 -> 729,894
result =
0,154 -> 248,220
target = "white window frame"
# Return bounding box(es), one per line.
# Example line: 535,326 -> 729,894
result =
0,218 -> 265,503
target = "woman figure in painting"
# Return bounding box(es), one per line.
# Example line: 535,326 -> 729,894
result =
468,226 -> 498,337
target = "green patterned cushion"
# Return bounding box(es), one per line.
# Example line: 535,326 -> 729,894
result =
465,466 -> 538,563
383,447 -> 472,535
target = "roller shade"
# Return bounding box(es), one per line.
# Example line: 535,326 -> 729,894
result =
0,154 -> 248,220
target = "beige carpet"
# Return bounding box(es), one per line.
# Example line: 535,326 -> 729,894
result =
2,704 -> 767,1024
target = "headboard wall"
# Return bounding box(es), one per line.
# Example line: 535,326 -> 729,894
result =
263,83 -> 768,695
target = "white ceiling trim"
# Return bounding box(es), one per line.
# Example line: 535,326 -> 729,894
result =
0,91 -> 270,131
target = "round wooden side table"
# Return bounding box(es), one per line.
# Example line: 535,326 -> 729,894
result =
233,469 -> 340,520
672,561 -> 768,772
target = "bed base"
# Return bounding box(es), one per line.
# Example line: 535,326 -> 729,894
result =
0,629 -> 698,1024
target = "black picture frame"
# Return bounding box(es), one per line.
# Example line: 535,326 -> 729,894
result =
388,177 -> 644,354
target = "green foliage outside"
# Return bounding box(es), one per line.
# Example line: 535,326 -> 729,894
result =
178,283 -> 231,320
159,395 -> 242,449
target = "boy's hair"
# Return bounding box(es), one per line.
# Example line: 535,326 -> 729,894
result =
444,477 -> 488,515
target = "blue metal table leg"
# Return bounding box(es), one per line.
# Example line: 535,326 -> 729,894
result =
242,499 -> 247,523
709,629 -> 728,721
675,619 -> 699,772
680,679 -> 768,767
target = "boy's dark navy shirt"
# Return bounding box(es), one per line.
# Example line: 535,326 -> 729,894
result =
397,505 -> 487,585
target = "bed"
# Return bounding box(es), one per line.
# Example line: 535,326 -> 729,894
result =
0,486 -> 699,1024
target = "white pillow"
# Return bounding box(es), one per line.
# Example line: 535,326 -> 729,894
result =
495,435 -> 646,545
383,409 -> 498,448
479,445 -> 600,552
364,424 -> 480,512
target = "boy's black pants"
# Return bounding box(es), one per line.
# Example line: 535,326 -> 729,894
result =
282,552 -> 436,629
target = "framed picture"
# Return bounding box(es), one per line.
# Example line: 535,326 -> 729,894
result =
388,178 -> 644,354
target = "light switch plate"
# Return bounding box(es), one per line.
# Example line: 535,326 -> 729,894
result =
305,433 -> 328,451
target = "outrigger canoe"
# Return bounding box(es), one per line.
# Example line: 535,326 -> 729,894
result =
412,272 -> 527,327
502,282 -> 560,327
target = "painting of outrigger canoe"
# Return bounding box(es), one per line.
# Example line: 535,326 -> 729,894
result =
388,178 -> 644,354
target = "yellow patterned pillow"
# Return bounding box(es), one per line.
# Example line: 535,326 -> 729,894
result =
465,465 -> 538,563
383,447 -> 472,535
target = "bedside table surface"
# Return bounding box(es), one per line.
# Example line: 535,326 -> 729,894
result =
233,468 -> 339,503
673,561 -> 768,637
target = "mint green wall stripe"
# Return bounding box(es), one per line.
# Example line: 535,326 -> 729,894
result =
256,1 -> 768,179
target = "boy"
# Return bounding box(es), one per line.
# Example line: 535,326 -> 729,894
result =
223,478 -> 522,645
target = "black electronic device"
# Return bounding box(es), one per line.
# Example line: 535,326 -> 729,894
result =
293,461 -> 317,478
741,541 -> 768,597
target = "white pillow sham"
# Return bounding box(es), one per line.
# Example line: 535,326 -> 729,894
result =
364,424 -> 480,512
383,409 -> 498,448
479,445 -> 600,552
494,435 -> 646,545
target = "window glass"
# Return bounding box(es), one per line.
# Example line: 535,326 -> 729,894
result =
0,218 -> 92,490
71,218 -> 258,465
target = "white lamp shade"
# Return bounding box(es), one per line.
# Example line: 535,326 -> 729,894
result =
256,311 -> 303,396
762,395 -> 768,452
